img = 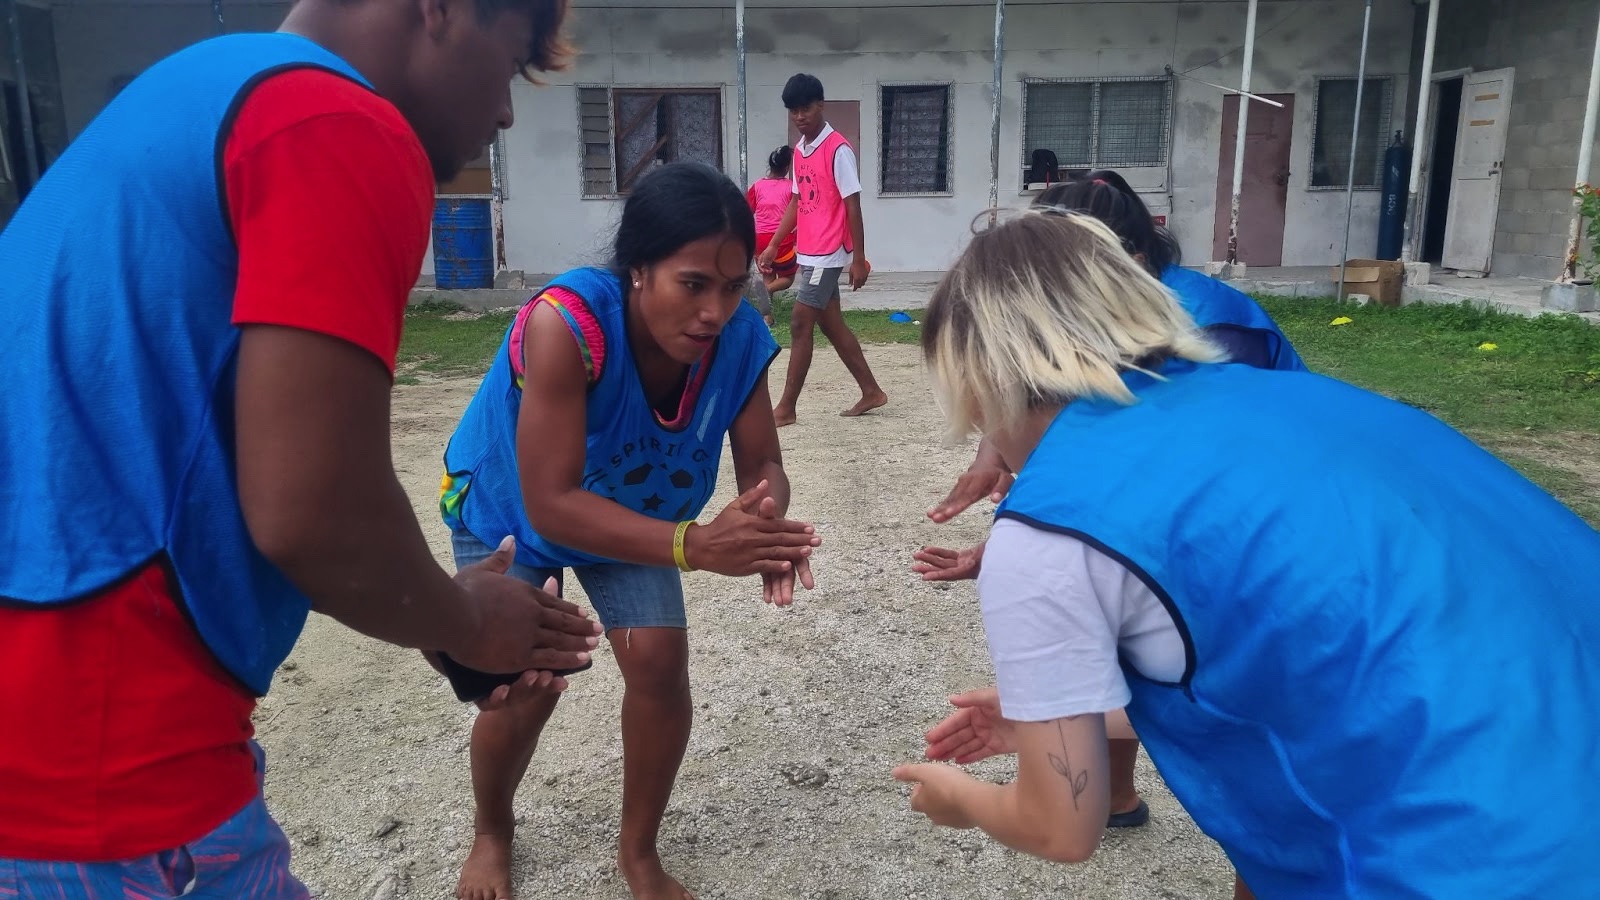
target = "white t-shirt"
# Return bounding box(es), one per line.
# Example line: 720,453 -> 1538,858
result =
791,123 -> 862,270
977,517 -> 1186,723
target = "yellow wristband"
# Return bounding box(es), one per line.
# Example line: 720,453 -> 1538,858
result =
673,521 -> 695,572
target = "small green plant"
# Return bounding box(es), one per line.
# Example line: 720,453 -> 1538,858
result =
1571,183 -> 1600,282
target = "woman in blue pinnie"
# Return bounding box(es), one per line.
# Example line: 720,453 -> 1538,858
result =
439,162 -> 819,900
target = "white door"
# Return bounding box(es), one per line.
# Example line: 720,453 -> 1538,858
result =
1441,68 -> 1514,275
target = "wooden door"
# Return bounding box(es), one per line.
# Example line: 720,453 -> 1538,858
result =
1441,68 -> 1514,274
1212,93 -> 1295,266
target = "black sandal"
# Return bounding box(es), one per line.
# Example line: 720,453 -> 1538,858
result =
1106,799 -> 1150,829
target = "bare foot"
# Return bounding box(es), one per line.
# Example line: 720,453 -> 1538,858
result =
457,832 -> 514,900
840,391 -> 888,418
773,406 -> 797,428
619,850 -> 695,900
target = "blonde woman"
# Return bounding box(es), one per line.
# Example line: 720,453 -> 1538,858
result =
892,211 -> 1600,896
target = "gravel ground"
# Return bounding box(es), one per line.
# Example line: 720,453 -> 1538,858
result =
257,343 -> 1234,899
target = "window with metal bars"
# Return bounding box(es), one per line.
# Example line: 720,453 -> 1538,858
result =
577,86 -> 723,197
1020,77 -> 1170,183
1310,76 -> 1393,189
879,84 -> 952,195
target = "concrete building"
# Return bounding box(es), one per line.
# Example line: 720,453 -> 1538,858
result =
2,0 -> 1597,288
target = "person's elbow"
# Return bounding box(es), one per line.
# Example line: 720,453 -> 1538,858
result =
521,486 -> 579,542
1036,829 -> 1099,865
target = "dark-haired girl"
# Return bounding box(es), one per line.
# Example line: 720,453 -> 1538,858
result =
440,162 -> 819,900
748,145 -> 798,299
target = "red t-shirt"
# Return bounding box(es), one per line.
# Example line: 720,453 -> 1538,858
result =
0,68 -> 434,862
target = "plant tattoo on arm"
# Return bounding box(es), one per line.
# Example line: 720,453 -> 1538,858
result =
1047,718 -> 1091,811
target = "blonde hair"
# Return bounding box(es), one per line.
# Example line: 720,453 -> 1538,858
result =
922,209 -> 1223,441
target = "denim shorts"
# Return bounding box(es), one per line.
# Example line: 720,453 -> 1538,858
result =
451,532 -> 687,631
0,743 -> 307,899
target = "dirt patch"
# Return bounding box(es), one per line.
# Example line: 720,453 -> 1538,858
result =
1477,430 -> 1600,522
257,344 -> 1233,899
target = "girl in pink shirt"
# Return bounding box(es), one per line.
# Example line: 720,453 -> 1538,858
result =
747,145 -> 798,299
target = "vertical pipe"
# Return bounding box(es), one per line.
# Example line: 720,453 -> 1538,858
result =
1337,0 -> 1374,302
1225,0 -> 1259,265
988,0 -> 1005,223
490,136 -> 506,275
3,0 -> 39,190
736,0 -> 748,189
1561,2 -> 1600,281
1401,0 -> 1439,263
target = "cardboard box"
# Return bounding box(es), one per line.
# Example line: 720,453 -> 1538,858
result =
1335,259 -> 1404,306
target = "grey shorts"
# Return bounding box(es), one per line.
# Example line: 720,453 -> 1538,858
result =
794,265 -> 843,310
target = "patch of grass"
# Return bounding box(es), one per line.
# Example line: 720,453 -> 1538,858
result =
1255,297 -> 1600,435
766,293 -> 923,349
398,303 -> 516,375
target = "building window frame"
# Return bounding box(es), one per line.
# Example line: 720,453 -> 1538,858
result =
876,81 -> 955,198
1018,74 -> 1173,189
576,84 -> 726,199
1308,74 -> 1396,191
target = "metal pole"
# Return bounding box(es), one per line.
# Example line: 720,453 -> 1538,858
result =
3,0 -> 39,190
987,0 -> 1005,223
1561,3 -> 1600,281
1224,0 -> 1258,266
1337,0 -> 1374,302
490,137 -> 506,275
1400,0 -> 1439,263
736,0 -> 748,188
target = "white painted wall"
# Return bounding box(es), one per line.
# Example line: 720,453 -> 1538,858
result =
504,0 -> 1415,275
43,0 -> 1415,275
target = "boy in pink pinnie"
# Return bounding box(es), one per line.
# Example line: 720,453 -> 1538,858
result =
758,73 -> 887,427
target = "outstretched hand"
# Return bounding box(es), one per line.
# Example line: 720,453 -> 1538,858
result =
732,481 -> 816,606
451,538 -> 600,675
687,480 -> 819,580
924,686 -> 1018,765
928,448 -> 1013,525
911,542 -> 985,582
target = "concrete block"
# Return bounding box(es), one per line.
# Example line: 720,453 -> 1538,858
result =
1404,262 -> 1433,287
1501,168 -> 1532,192
1530,167 -> 1577,191
1536,121 -> 1579,147
1542,281 -> 1598,313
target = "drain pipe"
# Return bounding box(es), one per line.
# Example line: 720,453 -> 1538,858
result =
490,136 -> 506,276
987,0 -> 1005,224
1224,0 -> 1259,266
1561,3 -> 1600,282
736,0 -> 748,189
2,0 -> 38,190
1337,0 -> 1374,303
1401,0 -> 1439,263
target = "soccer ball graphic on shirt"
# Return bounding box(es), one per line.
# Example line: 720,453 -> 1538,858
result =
796,169 -> 820,216
590,460 -> 714,522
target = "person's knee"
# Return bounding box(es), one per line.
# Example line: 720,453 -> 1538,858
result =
613,628 -> 690,693
789,308 -> 818,339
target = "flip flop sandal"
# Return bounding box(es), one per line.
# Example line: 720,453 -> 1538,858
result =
1106,799 -> 1150,829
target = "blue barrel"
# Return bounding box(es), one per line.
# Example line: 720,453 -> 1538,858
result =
432,198 -> 494,289
1377,131 -> 1409,261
